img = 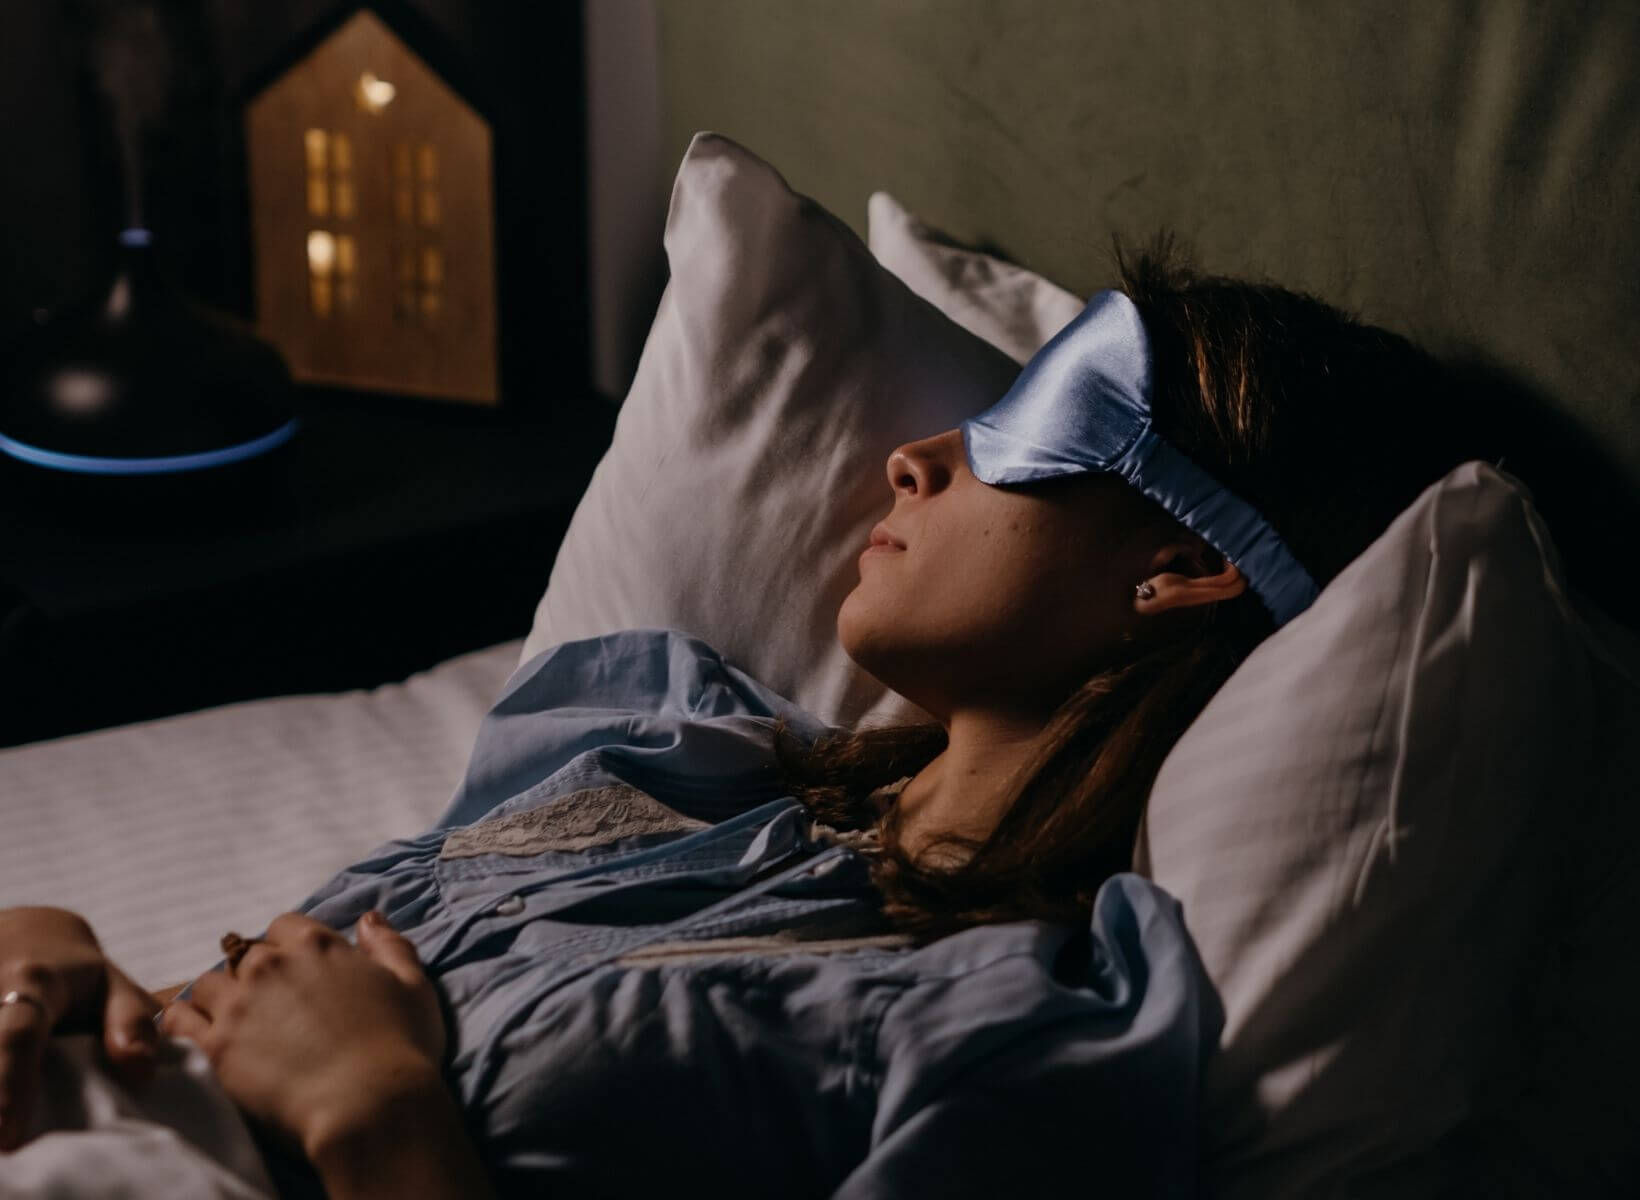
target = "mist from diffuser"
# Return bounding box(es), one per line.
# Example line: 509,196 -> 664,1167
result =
0,229 -> 297,476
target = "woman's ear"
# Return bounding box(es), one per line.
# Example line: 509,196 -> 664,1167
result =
1134,544 -> 1247,613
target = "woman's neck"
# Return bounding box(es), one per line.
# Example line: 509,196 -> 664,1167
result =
893,706 -> 1050,859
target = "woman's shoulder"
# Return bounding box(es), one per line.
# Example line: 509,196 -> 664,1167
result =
872,871 -> 1219,1084
883,872 -> 1199,982
856,873 -> 1221,1191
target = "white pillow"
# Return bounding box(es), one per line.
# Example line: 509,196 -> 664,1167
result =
1138,462 -> 1632,1197
519,134 -> 1020,726
866,191 -> 1084,364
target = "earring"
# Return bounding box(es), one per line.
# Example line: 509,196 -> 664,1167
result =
1135,581 -> 1156,601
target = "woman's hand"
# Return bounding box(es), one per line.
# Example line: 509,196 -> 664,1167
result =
159,910 -> 447,1161
0,906 -> 161,1150
162,911 -> 491,1200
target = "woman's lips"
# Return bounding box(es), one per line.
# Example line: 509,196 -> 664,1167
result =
862,524 -> 906,563
868,523 -> 907,550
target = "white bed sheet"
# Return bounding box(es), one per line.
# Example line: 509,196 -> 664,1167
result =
0,640 -> 522,988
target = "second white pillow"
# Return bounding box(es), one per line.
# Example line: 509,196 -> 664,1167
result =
867,190 -> 1084,364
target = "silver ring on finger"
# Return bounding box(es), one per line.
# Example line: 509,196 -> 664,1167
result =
0,989 -> 49,1021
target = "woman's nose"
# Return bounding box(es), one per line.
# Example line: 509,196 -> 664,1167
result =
885,429 -> 960,497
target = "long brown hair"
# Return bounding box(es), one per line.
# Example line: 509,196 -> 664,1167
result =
774,235 -> 1479,939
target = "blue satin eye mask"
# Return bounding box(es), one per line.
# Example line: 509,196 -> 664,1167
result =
959,289 -> 1320,627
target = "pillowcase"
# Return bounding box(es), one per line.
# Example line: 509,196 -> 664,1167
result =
866,191 -> 1084,364
1135,461 -> 1614,1195
518,134 -> 1020,727
869,198 -> 1639,1193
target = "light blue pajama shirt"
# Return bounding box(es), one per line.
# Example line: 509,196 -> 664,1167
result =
263,629 -> 1222,1198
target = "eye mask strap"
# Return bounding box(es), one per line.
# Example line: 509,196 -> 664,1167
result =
1109,426 -> 1320,626
960,289 -> 1320,627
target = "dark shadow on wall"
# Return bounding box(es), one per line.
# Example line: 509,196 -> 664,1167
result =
1442,355 -> 1639,631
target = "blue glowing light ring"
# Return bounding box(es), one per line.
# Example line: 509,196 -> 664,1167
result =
0,418 -> 299,476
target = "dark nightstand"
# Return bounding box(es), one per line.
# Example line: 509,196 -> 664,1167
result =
0,389 -> 617,748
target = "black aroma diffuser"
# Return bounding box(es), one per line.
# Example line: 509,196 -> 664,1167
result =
0,0 -> 297,491
0,227 -> 296,477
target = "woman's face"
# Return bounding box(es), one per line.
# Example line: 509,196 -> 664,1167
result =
837,428 -> 1201,723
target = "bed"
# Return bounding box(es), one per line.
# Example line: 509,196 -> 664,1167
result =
0,639 -> 521,986
3,2 -> 1638,1196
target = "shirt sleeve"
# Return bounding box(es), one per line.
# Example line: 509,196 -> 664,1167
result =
437,628 -> 839,827
834,875 -> 1223,1199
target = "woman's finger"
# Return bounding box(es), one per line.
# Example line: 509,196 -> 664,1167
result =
265,912 -> 338,953
0,991 -> 53,1151
158,1000 -> 210,1045
355,912 -> 427,991
187,968 -> 233,1020
101,965 -> 160,1087
234,939 -> 285,982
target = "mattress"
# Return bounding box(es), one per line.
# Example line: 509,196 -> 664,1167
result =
0,639 -> 522,987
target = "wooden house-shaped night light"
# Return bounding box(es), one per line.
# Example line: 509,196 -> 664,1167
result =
245,7 -> 497,404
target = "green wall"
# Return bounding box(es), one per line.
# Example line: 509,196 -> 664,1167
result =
657,1 -> 1640,491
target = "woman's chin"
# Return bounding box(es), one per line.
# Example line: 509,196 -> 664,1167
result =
836,595 -> 887,673
836,610 -> 910,693
835,595 -> 867,664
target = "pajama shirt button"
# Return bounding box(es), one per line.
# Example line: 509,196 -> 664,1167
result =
492,895 -> 525,916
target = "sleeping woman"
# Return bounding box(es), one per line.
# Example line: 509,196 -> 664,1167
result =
0,244 -> 1477,1198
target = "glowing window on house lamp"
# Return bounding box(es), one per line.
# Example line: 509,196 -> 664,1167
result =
297,80 -> 445,327
392,139 -> 444,325
306,229 -> 356,318
304,123 -> 360,317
